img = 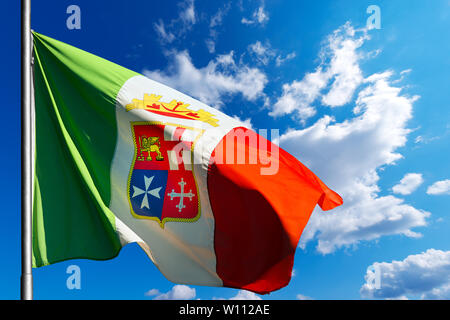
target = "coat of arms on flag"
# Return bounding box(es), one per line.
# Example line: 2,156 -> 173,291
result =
127,121 -> 203,227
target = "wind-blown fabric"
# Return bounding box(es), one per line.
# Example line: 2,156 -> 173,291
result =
32,32 -> 343,294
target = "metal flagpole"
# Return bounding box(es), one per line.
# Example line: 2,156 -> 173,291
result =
21,0 -> 33,300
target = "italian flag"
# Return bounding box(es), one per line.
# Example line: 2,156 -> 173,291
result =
32,32 -> 343,294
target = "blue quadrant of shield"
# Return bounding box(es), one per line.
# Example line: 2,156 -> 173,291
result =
129,169 -> 168,219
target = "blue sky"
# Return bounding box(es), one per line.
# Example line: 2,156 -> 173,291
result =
1,0 -> 450,300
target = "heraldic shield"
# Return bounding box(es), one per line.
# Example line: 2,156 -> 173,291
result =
128,122 -> 203,227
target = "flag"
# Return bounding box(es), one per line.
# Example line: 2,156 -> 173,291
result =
32,32 -> 343,294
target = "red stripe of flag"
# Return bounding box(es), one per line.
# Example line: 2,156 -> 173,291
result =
207,127 -> 342,294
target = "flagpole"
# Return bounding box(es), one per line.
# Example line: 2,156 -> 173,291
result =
21,0 -> 33,300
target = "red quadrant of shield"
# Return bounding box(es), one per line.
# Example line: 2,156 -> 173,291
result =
131,123 -> 200,223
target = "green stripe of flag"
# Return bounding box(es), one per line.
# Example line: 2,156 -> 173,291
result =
32,32 -> 138,267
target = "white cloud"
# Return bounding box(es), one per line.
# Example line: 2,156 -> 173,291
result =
210,3 -> 230,28
206,3 -> 231,53
275,52 -> 296,67
414,135 -> 440,145
248,40 -> 296,67
154,20 -> 175,43
270,69 -> 326,121
154,0 -> 196,44
179,0 -> 196,25
144,288 -> 160,296
143,50 -> 267,108
241,2 -> 269,26
321,26 -> 366,107
426,179 -> 450,195
278,37 -> 428,253
360,249 -> 450,299
392,173 -> 424,195
270,23 -> 367,121
232,115 -> 253,129
205,39 -> 216,54
146,285 -> 196,300
229,290 -> 262,300
296,294 -> 313,300
212,290 -> 262,300
421,284 -> 450,299
248,41 -> 276,65
392,68 -> 412,84
248,41 -> 270,57
291,268 -> 296,277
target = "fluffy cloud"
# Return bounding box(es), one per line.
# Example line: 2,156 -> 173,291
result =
241,1 -> 269,26
275,52 -> 296,67
205,39 -> 216,54
426,179 -> 450,195
276,22 -> 429,253
392,173 -> 424,195
206,3 -> 231,53
212,290 -> 262,300
248,41 -> 276,65
232,115 -> 253,129
154,20 -> 175,43
145,285 -> 196,300
210,4 -> 229,28
154,0 -> 196,44
321,25 -> 366,107
179,0 -> 196,25
248,40 -> 296,67
360,249 -> 450,299
270,69 -> 325,120
143,50 -> 267,108
229,290 -> 262,300
270,23 -> 367,121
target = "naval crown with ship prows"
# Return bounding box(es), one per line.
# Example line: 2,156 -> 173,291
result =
126,93 -> 219,127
